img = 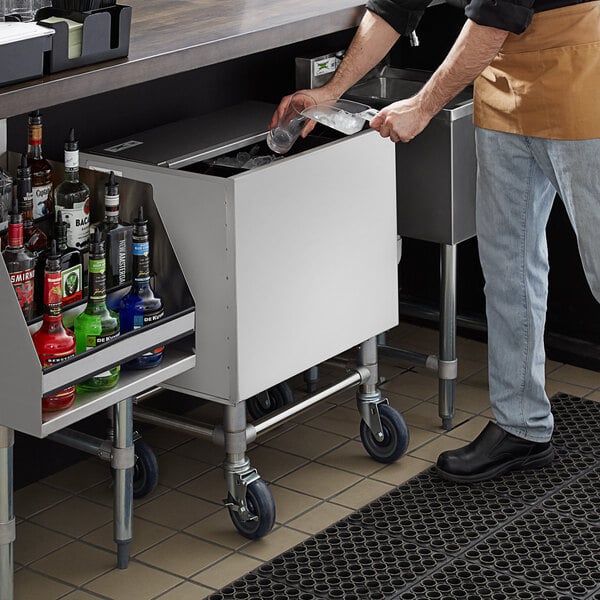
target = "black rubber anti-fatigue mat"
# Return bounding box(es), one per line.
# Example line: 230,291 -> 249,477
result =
209,393 -> 600,600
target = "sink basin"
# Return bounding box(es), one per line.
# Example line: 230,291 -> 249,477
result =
344,67 -> 473,121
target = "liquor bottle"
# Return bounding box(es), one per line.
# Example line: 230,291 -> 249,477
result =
74,230 -> 120,390
54,128 -> 90,254
17,153 -> 48,314
31,240 -> 76,412
0,168 -> 11,250
92,171 -> 132,290
2,198 -> 36,320
26,110 -> 54,221
17,153 -> 47,257
119,207 -> 164,369
55,211 -> 83,308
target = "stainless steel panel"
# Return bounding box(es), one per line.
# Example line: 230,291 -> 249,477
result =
345,66 -> 476,245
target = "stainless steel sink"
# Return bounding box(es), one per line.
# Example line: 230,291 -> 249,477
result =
345,66 -> 475,245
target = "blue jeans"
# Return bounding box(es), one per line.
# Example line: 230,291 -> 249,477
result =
475,127 -> 600,442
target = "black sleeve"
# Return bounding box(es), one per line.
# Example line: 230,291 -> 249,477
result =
367,0 -> 535,36
464,0 -> 535,34
365,0 -> 431,36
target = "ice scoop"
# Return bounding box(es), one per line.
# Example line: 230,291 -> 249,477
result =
301,99 -> 379,135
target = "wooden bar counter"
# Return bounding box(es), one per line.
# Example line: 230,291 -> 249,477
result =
0,0 -> 366,119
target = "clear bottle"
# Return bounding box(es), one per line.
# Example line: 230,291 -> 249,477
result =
92,171 -> 132,291
55,211 -> 83,308
17,153 -> 48,258
31,240 -> 77,412
27,110 -> 54,221
17,153 -> 48,314
0,168 -> 11,250
119,207 -> 165,369
2,198 -> 36,321
74,230 -> 120,391
54,128 -> 91,255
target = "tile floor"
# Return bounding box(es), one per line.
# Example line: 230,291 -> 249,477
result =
12,322 -> 600,599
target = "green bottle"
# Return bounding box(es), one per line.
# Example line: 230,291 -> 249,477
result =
74,229 -> 120,391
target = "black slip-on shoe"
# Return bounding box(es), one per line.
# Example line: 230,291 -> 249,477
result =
436,421 -> 554,483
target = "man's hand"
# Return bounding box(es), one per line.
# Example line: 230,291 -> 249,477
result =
369,96 -> 433,143
269,87 -> 339,138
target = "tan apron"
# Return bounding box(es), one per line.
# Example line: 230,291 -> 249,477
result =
474,0 -> 600,140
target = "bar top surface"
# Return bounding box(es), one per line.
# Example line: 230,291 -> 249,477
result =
0,0 -> 367,119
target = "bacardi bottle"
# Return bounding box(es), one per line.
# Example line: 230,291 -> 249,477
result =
26,110 -> 54,221
119,207 -> 164,369
92,171 -> 132,290
2,198 -> 36,320
54,128 -> 90,254
74,229 -> 120,391
31,240 -> 76,412
55,211 -> 83,308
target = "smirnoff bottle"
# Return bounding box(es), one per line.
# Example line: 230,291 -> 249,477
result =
54,128 -> 90,253
92,171 -> 132,289
2,198 -> 36,320
55,211 -> 83,308
74,229 -> 120,391
31,240 -> 76,412
26,110 -> 54,221
119,207 -> 164,369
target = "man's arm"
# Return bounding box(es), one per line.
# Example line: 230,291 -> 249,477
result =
371,19 -> 509,142
269,10 -> 400,132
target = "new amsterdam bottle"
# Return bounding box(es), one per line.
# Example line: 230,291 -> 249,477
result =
92,171 -> 132,290
2,198 -> 36,320
26,110 -> 54,221
74,230 -> 120,391
55,128 -> 90,254
31,241 -> 76,412
55,211 -> 83,308
120,207 -> 164,369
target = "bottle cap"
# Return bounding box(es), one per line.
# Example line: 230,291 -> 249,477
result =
133,206 -> 148,235
28,110 -> 42,126
105,171 -> 119,197
45,239 -> 61,271
9,197 -> 22,224
65,128 -> 78,152
89,227 -> 104,257
17,153 -> 31,179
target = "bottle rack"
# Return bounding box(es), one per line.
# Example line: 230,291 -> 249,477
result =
0,156 -> 196,439
37,4 -> 131,73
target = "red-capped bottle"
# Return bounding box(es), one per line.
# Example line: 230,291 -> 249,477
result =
32,240 -> 76,412
2,197 -> 36,320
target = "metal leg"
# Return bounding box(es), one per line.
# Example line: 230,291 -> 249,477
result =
439,244 -> 458,430
303,367 -> 319,393
0,427 -> 14,600
113,398 -> 134,569
356,337 -> 385,440
223,401 -> 258,517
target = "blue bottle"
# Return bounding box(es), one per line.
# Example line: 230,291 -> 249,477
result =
119,206 -> 164,369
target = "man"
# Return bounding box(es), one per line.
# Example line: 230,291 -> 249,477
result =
271,0 -> 600,482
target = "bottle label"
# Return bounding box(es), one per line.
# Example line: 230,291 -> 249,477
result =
10,267 -> 35,316
61,198 -> 90,250
105,193 -> 120,218
7,222 -> 23,247
134,308 -> 165,357
86,331 -> 119,378
44,271 -> 62,318
133,240 -> 150,281
32,183 -> 52,220
88,258 -> 106,300
61,263 -> 83,306
64,150 -> 79,170
29,124 -> 42,146
40,350 -> 76,368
